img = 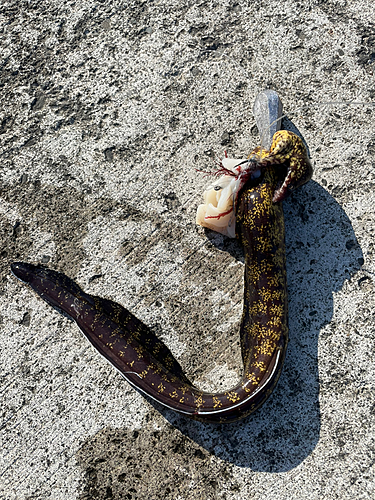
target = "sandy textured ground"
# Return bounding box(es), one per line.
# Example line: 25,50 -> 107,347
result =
1,0 -> 375,499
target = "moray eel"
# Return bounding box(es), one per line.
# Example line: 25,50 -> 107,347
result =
11,130 -> 312,423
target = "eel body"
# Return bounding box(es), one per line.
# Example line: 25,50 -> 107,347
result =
11,130 -> 312,424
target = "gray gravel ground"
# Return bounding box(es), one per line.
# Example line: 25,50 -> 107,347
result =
1,0 -> 375,499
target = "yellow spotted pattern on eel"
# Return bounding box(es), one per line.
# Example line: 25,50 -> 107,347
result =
212,396 -> 222,409
253,361 -> 267,372
245,373 -> 261,385
194,394 -> 205,408
226,391 -> 241,403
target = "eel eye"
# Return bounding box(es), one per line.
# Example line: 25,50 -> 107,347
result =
250,169 -> 262,180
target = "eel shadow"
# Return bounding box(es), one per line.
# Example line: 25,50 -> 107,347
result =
152,180 -> 363,472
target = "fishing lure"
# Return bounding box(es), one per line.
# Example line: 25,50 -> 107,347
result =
11,129 -> 312,424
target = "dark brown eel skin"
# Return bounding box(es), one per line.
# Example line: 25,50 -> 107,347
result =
11,131 -> 312,424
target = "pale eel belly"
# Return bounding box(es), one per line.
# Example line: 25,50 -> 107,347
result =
11,131 -> 312,424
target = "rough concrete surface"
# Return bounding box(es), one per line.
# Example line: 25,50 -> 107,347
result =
1,0 -> 375,498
